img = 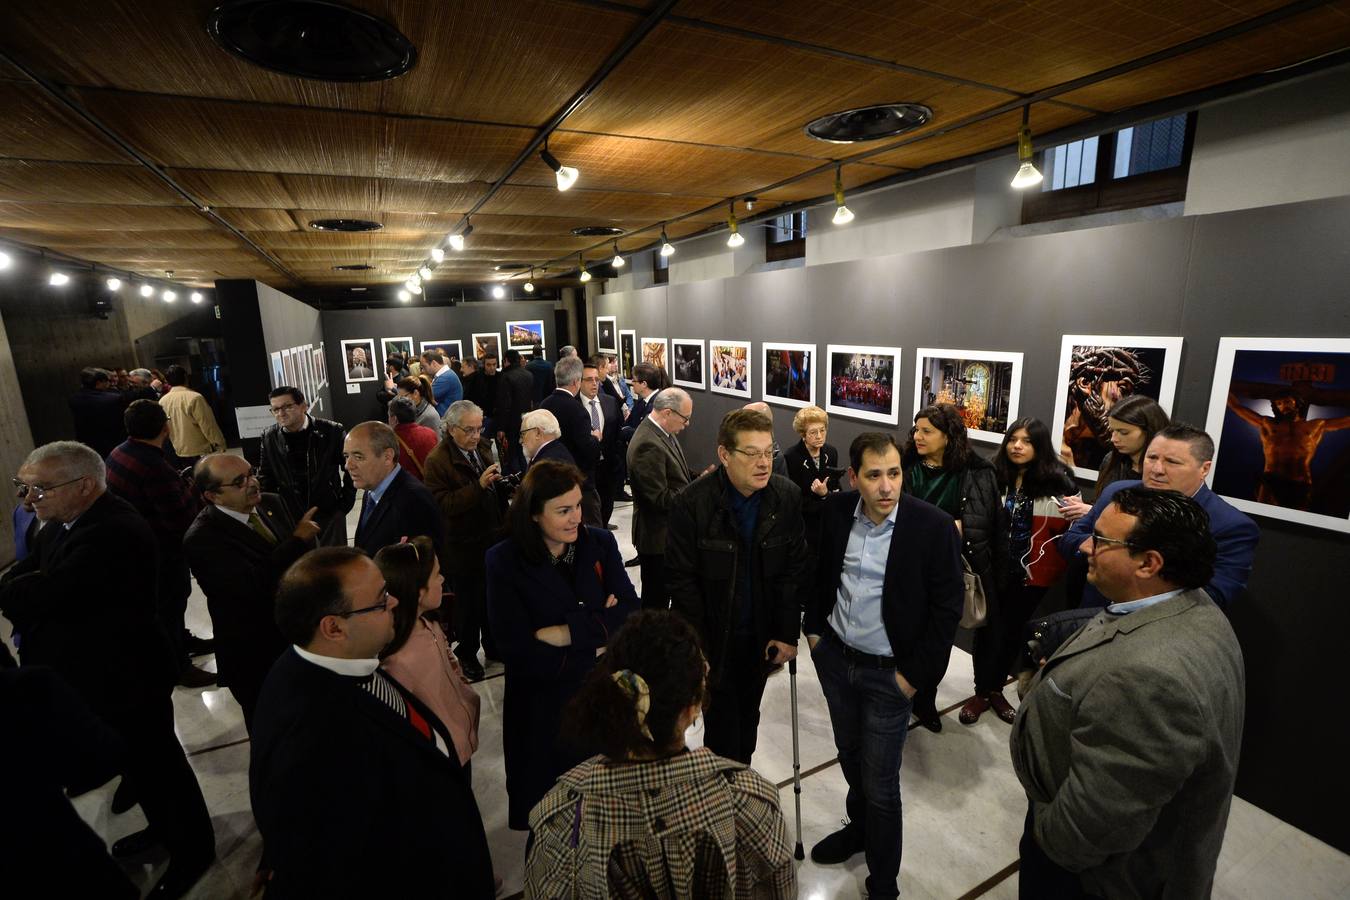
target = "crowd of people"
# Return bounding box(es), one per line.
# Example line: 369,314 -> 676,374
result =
1,349 -> 1263,899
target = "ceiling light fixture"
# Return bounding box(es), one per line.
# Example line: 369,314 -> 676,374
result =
417,265 -> 433,280
449,221 -> 472,251
659,227 -> 675,258
540,137 -> 579,191
409,283 -> 422,295
139,284 -> 154,298
162,289 -> 177,303
106,277 -> 122,291
578,253 -> 591,283
398,289 -> 411,302
611,241 -> 625,268
491,285 -> 506,299
0,251 -> 12,270
726,202 -> 745,248
1011,105 -> 1044,190
832,165 -> 855,225
430,247 -> 444,264
523,268 -> 535,293
48,271 -> 70,286
190,291 -> 204,303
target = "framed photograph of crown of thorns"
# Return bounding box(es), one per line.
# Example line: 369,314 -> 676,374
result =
762,342 -> 816,409
341,339 -> 379,383
914,348 -> 1023,443
619,330 -> 637,380
709,340 -> 752,399
671,339 -> 705,390
506,319 -> 545,351
825,344 -> 901,425
596,316 -> 617,355
1204,337 -> 1350,533
472,332 -> 502,362
1050,335 -> 1184,480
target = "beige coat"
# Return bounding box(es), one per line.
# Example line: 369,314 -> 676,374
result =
159,386 -> 225,456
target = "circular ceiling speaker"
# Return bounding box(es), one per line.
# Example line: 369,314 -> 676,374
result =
804,103 -> 933,143
493,263 -> 530,271
308,218 -> 382,232
570,226 -> 624,237
206,0 -> 417,82
332,263 -> 375,270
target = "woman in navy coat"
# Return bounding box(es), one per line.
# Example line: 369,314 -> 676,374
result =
486,460 -> 639,829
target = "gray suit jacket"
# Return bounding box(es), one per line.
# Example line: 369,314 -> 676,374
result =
1010,589 -> 1245,899
625,416 -> 691,555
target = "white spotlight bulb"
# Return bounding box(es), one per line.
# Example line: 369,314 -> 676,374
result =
579,268 -> 592,283
430,247 -> 445,264
106,277 -> 122,291
726,231 -> 745,248
0,251 -> 11,270
660,238 -> 675,257
555,165 -> 579,191
448,233 -> 466,252
190,291 -> 204,303
398,289 -> 411,302
832,204 -> 855,225
49,271 -> 70,286
139,284 -> 154,298
491,285 -> 505,299
418,265 -> 433,280
523,280 -> 535,293
1010,160 -> 1043,189
162,289 -> 177,303
409,283 -> 422,295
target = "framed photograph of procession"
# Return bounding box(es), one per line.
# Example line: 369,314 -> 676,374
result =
596,316 -> 618,355
1050,334 -> 1184,480
913,348 -> 1024,444
472,332 -> 502,361
640,337 -> 668,375
420,339 -> 463,362
671,339 -> 705,390
380,336 -> 414,375
709,340 -> 752,399
762,342 -> 816,410
825,344 -> 901,426
1204,337 -> 1350,533
341,338 -> 379,382
506,319 -> 545,351
619,330 -> 637,380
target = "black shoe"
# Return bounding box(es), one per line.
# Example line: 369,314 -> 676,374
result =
111,778 -> 137,815
111,827 -> 161,859
605,523 -> 618,531
183,634 -> 216,656
148,854 -> 214,898
624,556 -> 640,568
915,713 -> 943,733
810,822 -> 864,865
459,658 -> 486,682
177,664 -> 218,688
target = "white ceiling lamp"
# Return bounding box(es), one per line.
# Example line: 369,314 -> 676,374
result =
162,289 -> 177,303
1010,105 -> 1044,189
659,227 -> 675,257
491,284 -> 506,299
726,201 -> 745,248
523,267 -> 535,293
449,220 -> 472,252
48,271 -> 70,286
0,251 -> 13,270
105,276 -> 122,291
139,284 -> 154,297
832,165 -> 855,225
577,252 -> 591,283
418,265 -> 433,280
611,241 -> 625,268
190,291 -> 204,303
409,283 -> 423,295
540,137 -> 579,191
398,289 -> 411,302
430,247 -> 445,264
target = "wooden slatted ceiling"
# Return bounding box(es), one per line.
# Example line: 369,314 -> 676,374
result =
164,170 -> 488,213
0,85 -> 128,163
0,160 -> 186,206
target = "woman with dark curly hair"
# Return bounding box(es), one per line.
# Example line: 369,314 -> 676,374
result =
902,404 -> 1007,731
487,460 -> 639,830
525,611 -> 795,899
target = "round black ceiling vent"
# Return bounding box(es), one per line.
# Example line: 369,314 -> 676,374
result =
804,103 -> 933,143
570,226 -> 624,237
332,263 -> 375,270
206,0 -> 417,83
308,218 -> 382,232
493,263 -> 529,271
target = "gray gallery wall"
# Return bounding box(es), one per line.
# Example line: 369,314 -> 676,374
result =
320,300 -> 558,429
257,282 -> 331,418
594,193 -> 1350,852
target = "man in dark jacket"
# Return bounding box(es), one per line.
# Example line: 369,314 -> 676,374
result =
802,432 -> 963,899
542,355 -> 603,525
68,367 -> 127,458
344,422 -> 445,560
580,357 -> 623,525
525,340 -> 555,402
0,442 -> 215,897
258,386 -> 356,546
495,349 -> 535,474
667,408 -> 807,765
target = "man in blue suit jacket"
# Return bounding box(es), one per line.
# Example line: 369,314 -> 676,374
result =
1062,423 -> 1259,610
344,422 -> 446,562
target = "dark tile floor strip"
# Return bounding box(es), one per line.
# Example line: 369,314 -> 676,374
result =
187,736 -> 251,758
957,858 -> 1020,899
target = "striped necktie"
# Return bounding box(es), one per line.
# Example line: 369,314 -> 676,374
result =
248,510 -> 277,544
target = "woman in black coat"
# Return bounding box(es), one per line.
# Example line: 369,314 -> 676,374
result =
901,403 -> 1007,732
486,460 -> 639,829
782,405 -> 842,553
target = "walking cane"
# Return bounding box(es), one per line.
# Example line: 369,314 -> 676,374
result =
789,656 -> 804,860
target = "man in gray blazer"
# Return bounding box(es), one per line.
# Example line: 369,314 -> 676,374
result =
626,387 -> 695,610
1011,487 -> 1245,899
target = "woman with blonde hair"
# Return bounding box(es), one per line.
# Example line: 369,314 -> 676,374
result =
784,405 -> 842,551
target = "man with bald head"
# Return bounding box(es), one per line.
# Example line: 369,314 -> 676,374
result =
184,454 -> 320,729
345,421 -> 444,560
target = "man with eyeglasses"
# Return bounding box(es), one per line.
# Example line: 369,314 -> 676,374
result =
1,441 -> 216,897
250,547 -> 494,897
1012,487 -> 1244,899
424,400 -> 503,682
184,454 -> 320,730
10,461 -> 46,562
580,357 -> 623,527
542,355 -> 603,526
626,387 -> 697,610
519,408 -> 573,468
258,386 -> 356,547
667,408 -> 807,765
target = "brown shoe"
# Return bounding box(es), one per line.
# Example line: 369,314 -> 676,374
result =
988,690 -> 1017,724
959,694 -> 990,725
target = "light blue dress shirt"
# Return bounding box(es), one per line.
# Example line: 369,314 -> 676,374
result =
828,499 -> 898,656
1105,588 -> 1183,616
366,464 -> 403,507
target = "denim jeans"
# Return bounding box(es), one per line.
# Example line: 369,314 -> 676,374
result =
813,630 -> 912,899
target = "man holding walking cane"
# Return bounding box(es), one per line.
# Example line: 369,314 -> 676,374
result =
803,432 -> 964,899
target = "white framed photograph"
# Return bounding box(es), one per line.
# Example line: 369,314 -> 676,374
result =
596,316 -> 618,355
762,342 -> 816,409
825,344 -> 901,425
671,339 -> 705,390
420,339 -> 463,362
340,338 -> 379,383
640,337 -> 668,376
619,330 -> 637,380
1050,334 -> 1184,480
380,336 -> 414,375
472,332 -> 502,361
1204,336 -> 1350,533
506,319 -> 545,351
709,340 -> 752,399
913,348 -> 1024,443
270,351 -> 284,389
312,348 -> 326,390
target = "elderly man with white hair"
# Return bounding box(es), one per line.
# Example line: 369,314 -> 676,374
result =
0,441 -> 215,896
520,408 -> 575,468
627,387 -> 698,610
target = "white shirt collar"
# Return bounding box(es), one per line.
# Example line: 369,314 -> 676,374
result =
293,644 -> 380,676
216,504 -> 252,525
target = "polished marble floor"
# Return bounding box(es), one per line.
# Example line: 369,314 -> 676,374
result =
6,498 -> 1350,898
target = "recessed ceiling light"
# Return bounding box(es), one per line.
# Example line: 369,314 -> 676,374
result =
332,263 -> 376,271
309,218 -> 382,232
570,226 -> 623,237
804,103 -> 933,143
493,263 -> 529,271
206,0 -> 417,83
